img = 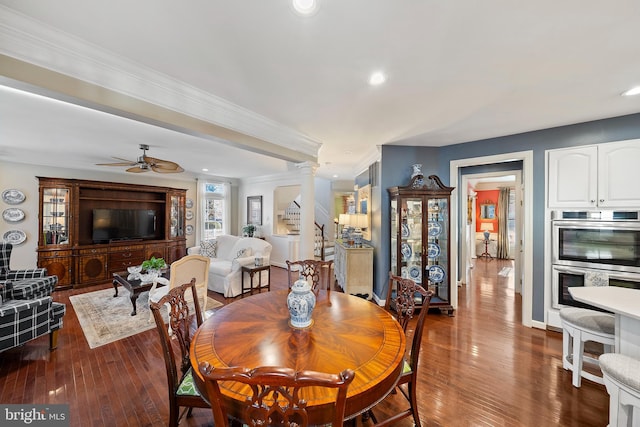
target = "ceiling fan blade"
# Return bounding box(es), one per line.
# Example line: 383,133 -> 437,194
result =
151,164 -> 185,173
96,162 -> 137,166
126,165 -> 148,173
144,156 -> 183,172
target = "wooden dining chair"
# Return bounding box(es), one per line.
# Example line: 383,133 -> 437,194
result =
149,254 -> 210,323
368,272 -> 433,427
150,279 -> 210,427
286,259 -> 334,293
198,362 -> 355,426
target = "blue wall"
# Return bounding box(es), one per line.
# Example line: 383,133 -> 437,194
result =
377,112 -> 640,322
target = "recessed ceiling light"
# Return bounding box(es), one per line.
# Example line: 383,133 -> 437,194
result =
369,71 -> 387,86
622,86 -> 640,96
202,168 -> 209,172
292,0 -> 318,16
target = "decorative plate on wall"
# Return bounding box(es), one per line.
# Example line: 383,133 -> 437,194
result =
3,229 -> 26,245
185,199 -> 194,209
2,208 -> 25,222
185,224 -> 194,235
185,210 -> 193,220
2,189 -> 25,205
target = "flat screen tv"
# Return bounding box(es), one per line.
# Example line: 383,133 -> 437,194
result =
92,208 -> 159,243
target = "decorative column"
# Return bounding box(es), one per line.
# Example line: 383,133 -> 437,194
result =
296,161 -> 318,260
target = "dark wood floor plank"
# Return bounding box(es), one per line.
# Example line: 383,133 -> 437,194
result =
0,260 -> 609,426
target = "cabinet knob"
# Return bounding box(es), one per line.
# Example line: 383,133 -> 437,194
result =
599,199 -> 605,203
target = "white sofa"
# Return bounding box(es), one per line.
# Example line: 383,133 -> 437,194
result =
187,235 -> 272,298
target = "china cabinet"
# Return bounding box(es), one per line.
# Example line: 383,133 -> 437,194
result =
37,177 -> 186,289
388,174 -> 454,315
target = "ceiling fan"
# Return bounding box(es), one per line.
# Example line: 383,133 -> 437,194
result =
97,144 -> 184,173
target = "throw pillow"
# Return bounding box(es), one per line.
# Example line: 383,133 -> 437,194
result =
235,247 -> 253,259
201,239 -> 218,258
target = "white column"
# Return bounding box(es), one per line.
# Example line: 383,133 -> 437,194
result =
296,161 -> 318,260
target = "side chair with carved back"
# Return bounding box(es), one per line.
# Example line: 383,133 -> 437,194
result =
149,279 -> 209,427
198,362 -> 355,426
368,272 -> 433,427
286,259 -> 334,294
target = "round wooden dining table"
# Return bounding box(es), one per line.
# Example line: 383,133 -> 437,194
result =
190,289 -> 406,423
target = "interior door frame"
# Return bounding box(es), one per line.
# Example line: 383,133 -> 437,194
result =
450,151 -> 533,327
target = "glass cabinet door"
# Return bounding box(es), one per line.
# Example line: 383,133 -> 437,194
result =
426,197 -> 449,303
400,197 -> 423,285
390,199 -> 398,276
42,187 -> 70,245
170,194 -> 184,238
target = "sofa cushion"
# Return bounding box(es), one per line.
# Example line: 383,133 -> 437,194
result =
201,239 -> 218,258
210,260 -> 233,276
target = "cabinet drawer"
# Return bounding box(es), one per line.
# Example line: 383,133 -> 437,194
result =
110,244 -> 144,252
79,247 -> 108,255
38,250 -> 72,258
109,250 -> 144,262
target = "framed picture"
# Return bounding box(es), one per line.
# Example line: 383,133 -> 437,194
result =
247,196 -> 262,225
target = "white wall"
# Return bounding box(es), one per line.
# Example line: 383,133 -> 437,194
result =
0,160 -> 197,269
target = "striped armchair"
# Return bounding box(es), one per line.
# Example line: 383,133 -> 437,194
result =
0,243 -> 58,299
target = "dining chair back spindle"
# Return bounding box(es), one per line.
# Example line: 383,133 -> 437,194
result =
286,259 -> 334,293
150,279 -> 209,427
198,362 -> 355,426
369,272 -> 433,427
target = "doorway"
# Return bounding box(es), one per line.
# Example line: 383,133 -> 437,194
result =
450,151 -> 534,327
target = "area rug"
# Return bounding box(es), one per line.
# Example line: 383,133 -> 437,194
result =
70,288 -> 223,349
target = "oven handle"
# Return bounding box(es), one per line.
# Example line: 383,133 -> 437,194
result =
552,265 -> 586,275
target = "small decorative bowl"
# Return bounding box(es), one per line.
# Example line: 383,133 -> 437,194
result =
127,265 -> 142,275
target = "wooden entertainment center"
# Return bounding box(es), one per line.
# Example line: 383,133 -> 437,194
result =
37,177 -> 187,289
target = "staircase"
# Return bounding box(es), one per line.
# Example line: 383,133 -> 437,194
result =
282,201 -> 333,261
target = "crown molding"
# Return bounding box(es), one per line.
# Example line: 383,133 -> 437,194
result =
0,6 -> 321,159
353,145 -> 381,177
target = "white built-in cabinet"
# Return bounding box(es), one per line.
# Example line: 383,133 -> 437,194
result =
548,138 -> 640,208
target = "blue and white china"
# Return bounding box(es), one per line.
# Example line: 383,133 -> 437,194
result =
287,279 -> 316,328
428,221 -> 442,237
428,265 -> 445,283
2,208 -> 25,222
401,223 -> 410,238
185,198 -> 194,209
401,243 -> 412,260
401,266 -> 408,278
1,189 -> 25,205
3,229 -> 26,245
185,224 -> 194,235
409,266 -> 421,281
428,243 -> 441,259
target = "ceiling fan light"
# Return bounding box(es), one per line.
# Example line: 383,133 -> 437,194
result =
292,0 -> 318,16
622,86 -> 640,96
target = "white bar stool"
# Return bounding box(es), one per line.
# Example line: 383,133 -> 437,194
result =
560,307 -> 615,387
600,353 -> 640,427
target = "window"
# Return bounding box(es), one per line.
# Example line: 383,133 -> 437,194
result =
201,182 -> 227,240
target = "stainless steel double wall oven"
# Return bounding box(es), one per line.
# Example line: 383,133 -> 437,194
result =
551,210 -> 640,309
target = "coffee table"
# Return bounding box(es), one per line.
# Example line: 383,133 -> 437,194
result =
112,271 -> 168,316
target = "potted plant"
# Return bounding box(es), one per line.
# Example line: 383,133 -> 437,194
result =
141,256 -> 167,273
242,224 -> 256,237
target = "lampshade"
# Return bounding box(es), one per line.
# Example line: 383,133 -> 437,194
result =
338,214 -> 350,226
480,223 -> 494,232
352,213 -> 368,229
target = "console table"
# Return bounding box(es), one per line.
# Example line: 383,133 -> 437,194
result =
334,239 -> 373,299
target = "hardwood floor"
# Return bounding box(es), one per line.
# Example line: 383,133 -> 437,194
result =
0,260 -> 609,426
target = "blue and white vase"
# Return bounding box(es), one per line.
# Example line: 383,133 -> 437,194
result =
287,279 -> 316,328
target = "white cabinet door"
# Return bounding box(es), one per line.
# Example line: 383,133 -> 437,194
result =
548,146 -> 597,208
598,139 -> 640,208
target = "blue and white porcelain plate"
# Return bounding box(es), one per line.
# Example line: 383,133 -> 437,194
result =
401,243 -> 412,260
1,189 -> 25,205
401,223 -> 410,238
3,229 -> 26,245
428,243 -> 440,259
409,266 -> 421,282
428,221 -> 442,237
428,265 -> 445,283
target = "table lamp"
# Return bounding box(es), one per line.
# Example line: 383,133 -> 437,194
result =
480,222 -> 494,241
